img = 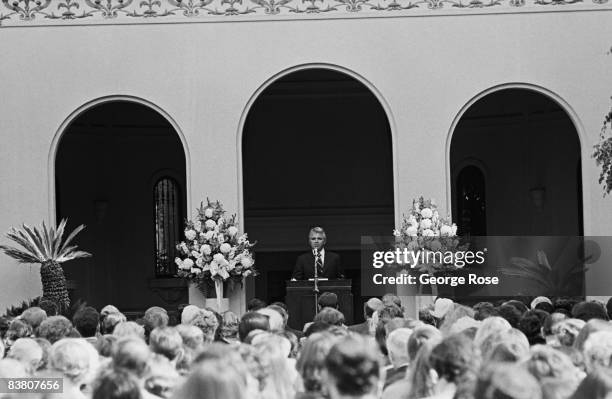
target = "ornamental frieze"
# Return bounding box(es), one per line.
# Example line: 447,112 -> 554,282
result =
0,0 -> 609,25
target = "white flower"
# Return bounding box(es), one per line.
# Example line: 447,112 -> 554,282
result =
405,225 -> 418,237
241,256 -> 254,268
204,208 -> 214,218
244,270 -> 252,277
194,221 -> 202,232
217,217 -> 225,226
201,244 -> 212,255
420,208 -> 433,219
180,243 -> 188,253
393,229 -> 401,237
229,249 -> 236,259
228,226 -> 238,236
199,232 -> 206,238
408,216 -> 418,226
220,243 -> 232,254
422,229 -> 435,237
191,250 -> 200,258
174,258 -> 182,268
205,219 -> 217,230
440,225 -> 453,237
185,229 -> 197,241
181,258 -> 194,270
196,258 -> 203,267
420,219 -> 432,230
204,231 -> 215,241
191,267 -> 202,275
227,261 -> 236,271
238,234 -> 247,244
213,253 -> 226,264
450,224 -> 458,237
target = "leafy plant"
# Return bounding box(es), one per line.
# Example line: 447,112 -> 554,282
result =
593,101 -> 612,195
0,220 -> 91,312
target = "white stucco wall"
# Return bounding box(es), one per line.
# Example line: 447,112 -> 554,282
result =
1,8 -> 612,309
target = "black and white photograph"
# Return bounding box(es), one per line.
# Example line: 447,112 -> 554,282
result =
1,2 -> 612,398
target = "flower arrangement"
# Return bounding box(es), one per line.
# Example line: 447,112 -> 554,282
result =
393,197 -> 465,273
175,199 -> 256,299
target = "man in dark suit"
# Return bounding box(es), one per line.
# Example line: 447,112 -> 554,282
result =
291,227 -> 344,280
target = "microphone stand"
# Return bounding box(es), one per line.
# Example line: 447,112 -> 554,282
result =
313,248 -> 319,316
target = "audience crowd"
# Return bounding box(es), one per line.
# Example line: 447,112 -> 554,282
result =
2,293 -> 612,399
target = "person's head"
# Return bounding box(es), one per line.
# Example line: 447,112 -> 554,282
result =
72,306 -> 100,338
572,301 -> 609,322
5,319 -> 33,346
112,337 -> 152,379
49,338 -> 99,386
113,321 -> 146,340
143,307 -> 169,338
382,294 -> 402,308
407,325 -> 442,361
363,298 -> 384,319
95,334 -> 118,358
145,353 -> 181,398
38,299 -> 59,317
7,338 -> 43,374
297,332 -> 343,393
318,292 -> 338,310
20,307 -> 47,331
531,296 -> 553,310
526,345 -> 580,382
314,308 -> 345,327
93,368 -> 143,399
518,313 -> 545,345
439,304 -> 475,336
309,227 -> 327,251
101,304 -> 121,318
180,305 -> 201,325
102,312 -> 127,335
474,316 -> 511,352
0,358 -> 27,378
482,328 -> 530,363
573,318 -> 612,352
552,317 -> 584,347
542,312 -> 568,337
607,297 -> 612,320
246,298 -> 267,312
175,324 -> 204,351
474,302 -> 498,321
36,315 -> 73,344
429,334 -> 478,385
386,328 -> 412,367
570,367 -> 612,399
324,335 -> 382,398
475,363 -> 542,399
149,327 -> 184,363
238,312 -> 270,342
171,358 -> 246,399
33,337 -> 51,371
189,309 -> 219,343
256,308 -> 283,332
497,304 -> 523,328
583,330 -> 612,373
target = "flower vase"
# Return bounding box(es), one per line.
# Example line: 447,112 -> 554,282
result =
188,280 -> 230,312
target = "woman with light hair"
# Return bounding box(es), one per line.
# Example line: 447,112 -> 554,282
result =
253,333 -> 296,399
526,345 -> 583,386
171,358 -> 245,399
190,308 -> 219,343
113,321 -> 146,340
582,330 -> 612,373
49,338 -> 100,398
473,316 -> 511,353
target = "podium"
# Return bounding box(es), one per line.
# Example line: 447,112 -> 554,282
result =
285,279 -> 353,331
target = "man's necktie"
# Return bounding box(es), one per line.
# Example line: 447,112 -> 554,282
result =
315,252 -> 323,276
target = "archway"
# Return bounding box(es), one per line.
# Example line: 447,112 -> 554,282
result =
242,67 -> 395,323
450,88 -> 583,237
55,100 -> 187,312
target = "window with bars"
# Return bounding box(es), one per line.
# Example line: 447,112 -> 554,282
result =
154,177 -> 182,276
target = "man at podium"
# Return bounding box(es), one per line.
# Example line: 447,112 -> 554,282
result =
291,227 -> 344,280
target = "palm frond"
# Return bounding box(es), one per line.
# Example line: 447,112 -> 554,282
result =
0,245 -> 41,263
59,222 -> 85,255
1,220 -> 91,265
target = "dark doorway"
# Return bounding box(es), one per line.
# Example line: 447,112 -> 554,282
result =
55,101 -> 186,312
242,68 -> 395,322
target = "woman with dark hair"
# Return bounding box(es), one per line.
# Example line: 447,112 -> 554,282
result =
425,334 -> 478,399
296,332 -> 343,398
93,369 -> 143,399
323,335 -> 382,399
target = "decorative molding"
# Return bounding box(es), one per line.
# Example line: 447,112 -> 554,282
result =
0,0 -> 609,25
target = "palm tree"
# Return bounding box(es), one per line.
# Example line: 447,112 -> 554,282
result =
0,219 -> 91,312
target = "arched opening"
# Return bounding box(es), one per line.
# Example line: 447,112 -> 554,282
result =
451,88 -> 582,237
242,68 -> 395,324
55,101 -> 187,311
